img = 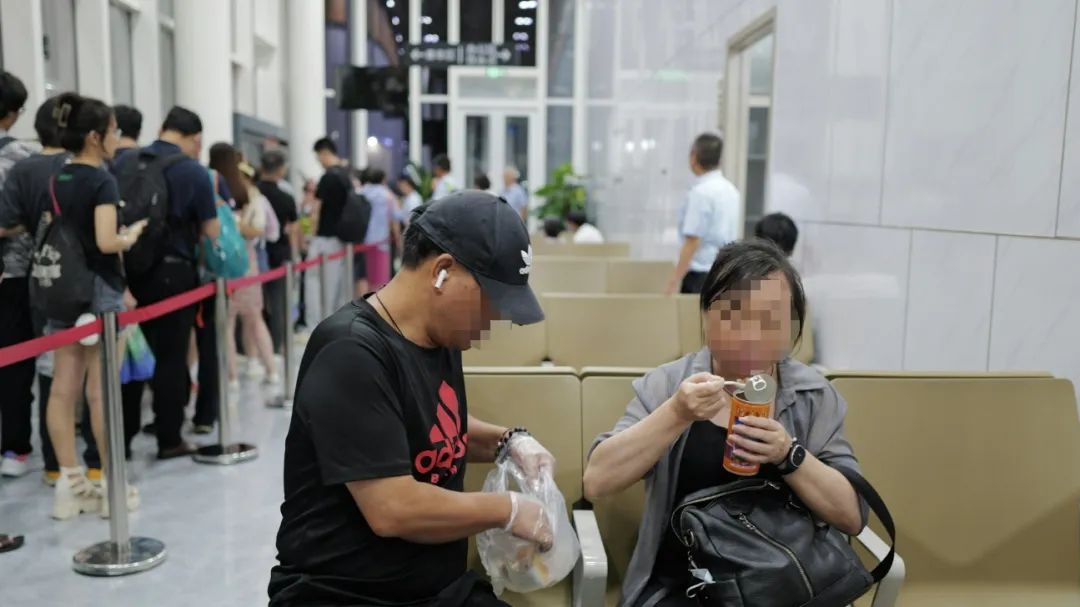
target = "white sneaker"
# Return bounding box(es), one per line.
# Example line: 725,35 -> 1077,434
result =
245,361 -> 266,380
228,379 -> 240,393
265,372 -> 282,385
0,452 -> 30,477
52,468 -> 101,520
99,478 -> 141,518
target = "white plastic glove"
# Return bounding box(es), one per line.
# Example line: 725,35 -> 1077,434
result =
506,434 -> 556,493
504,492 -> 554,554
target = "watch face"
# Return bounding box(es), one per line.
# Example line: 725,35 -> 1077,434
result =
791,444 -> 807,467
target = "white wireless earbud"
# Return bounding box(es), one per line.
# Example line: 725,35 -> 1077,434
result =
435,269 -> 448,289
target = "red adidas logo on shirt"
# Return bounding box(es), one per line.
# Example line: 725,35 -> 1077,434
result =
414,381 -> 468,483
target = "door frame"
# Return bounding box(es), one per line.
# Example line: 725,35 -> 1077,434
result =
723,10 -> 776,238
449,104 -> 543,200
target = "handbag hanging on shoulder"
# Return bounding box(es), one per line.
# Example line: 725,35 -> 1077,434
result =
672,467 -> 895,607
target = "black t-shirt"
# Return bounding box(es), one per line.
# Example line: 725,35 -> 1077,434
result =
257,179 -> 298,268
315,168 -> 349,237
270,297 -> 470,606
53,163 -> 124,290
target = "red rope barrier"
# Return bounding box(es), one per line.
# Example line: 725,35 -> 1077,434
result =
0,320 -> 102,368
117,283 -> 216,327
226,266 -> 287,294
0,242 -> 389,368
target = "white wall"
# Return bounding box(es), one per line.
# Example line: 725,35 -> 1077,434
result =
584,0 -> 777,261
0,0 -> 300,147
766,0 -> 1080,387
583,0 -> 1080,386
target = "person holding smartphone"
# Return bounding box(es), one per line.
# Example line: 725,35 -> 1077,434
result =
42,93 -> 146,519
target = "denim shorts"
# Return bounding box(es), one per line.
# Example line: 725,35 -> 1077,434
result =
45,275 -> 125,331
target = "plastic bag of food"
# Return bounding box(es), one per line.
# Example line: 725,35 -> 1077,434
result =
476,456 -> 580,595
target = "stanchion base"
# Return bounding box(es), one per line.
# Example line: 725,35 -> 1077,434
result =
192,443 -> 258,465
72,537 -> 167,576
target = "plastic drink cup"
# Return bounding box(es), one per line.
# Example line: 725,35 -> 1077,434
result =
722,373 -> 777,476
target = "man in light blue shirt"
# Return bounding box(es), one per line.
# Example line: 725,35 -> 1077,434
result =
501,166 -> 529,221
666,133 -> 742,295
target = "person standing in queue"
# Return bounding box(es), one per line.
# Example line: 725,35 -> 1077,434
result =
42,93 -> 146,519
270,191 -> 556,607
305,137 -> 349,324
120,106 -> 221,459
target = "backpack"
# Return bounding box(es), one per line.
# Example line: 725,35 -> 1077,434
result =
334,170 -> 372,243
115,147 -> 187,278
30,177 -> 95,324
201,169 -> 249,279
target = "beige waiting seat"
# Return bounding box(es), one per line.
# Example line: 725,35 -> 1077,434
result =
463,320 -> 547,366
532,241 -> 631,258
462,367 -> 604,606
605,260 -> 673,295
675,294 -> 703,355
580,368 -> 650,605
530,256 -> 608,295
827,370 -> 1053,381
543,294 -> 681,369
834,374 -> 1079,607
583,367 -> 904,607
790,301 -> 815,365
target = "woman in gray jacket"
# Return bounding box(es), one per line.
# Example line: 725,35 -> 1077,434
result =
584,240 -> 866,607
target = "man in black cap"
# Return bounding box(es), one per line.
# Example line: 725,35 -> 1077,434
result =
270,191 -> 555,606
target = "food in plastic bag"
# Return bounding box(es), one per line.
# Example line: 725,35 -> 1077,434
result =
476,455 -> 580,594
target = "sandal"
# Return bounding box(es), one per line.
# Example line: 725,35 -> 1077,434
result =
0,534 -> 24,553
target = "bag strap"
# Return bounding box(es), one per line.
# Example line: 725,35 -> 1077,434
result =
48,176 -> 61,216
0,135 -> 16,152
834,467 -> 896,583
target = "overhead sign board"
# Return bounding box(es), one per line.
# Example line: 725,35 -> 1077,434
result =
405,42 -> 519,68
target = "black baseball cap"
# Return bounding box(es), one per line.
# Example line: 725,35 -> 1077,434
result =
411,190 -> 543,325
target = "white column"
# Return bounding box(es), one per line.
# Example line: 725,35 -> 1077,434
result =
0,0 -> 46,139
350,0 -> 368,168
74,0 -> 112,102
571,0 -> 588,173
174,0 -> 233,160
287,0 -> 326,187
408,0 -> 421,164
131,0 -> 162,139
232,0 -> 256,116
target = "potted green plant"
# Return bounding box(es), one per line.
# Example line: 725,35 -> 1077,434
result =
533,163 -> 586,218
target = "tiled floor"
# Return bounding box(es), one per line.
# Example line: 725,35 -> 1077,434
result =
0,370 -> 294,606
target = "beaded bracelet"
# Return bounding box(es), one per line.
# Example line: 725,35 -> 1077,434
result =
495,426 -> 530,461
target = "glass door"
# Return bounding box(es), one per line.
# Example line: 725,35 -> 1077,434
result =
452,107 -> 540,205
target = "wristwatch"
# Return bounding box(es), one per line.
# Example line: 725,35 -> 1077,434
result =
777,437 -> 807,475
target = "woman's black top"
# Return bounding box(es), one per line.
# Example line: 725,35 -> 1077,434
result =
651,420 -> 781,584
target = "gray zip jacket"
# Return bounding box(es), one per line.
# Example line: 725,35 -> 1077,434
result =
589,348 -> 867,607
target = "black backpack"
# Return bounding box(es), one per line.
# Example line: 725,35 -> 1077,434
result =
115,148 -> 186,278
334,170 -> 372,243
30,177 -> 95,324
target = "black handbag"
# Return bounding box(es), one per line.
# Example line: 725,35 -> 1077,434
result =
672,467 -> 895,607
29,177 -> 95,324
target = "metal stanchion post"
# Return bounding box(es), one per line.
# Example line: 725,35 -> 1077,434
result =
194,278 -> 258,465
73,312 -> 166,576
269,262 -> 296,409
343,243 -> 354,307
318,253 -> 329,322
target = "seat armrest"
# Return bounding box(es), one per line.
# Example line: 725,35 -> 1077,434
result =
572,509 -> 608,607
853,526 -> 905,607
